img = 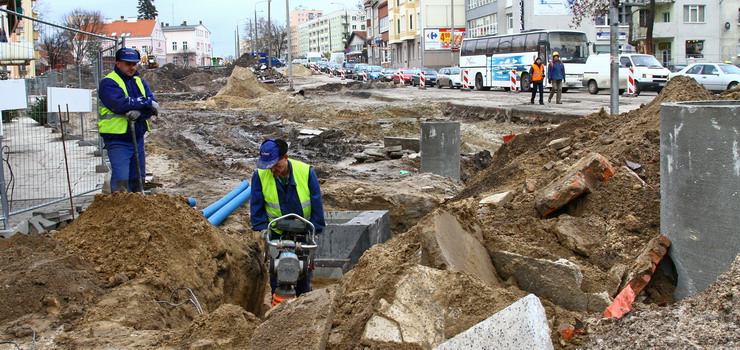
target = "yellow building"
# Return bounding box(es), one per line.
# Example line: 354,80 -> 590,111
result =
0,0 -> 38,78
387,0 -> 420,68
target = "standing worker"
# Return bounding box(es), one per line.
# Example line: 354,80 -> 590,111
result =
547,52 -> 566,104
98,48 -> 159,192
250,139 -> 326,297
529,57 -> 545,105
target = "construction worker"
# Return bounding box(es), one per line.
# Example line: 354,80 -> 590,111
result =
548,51 -> 566,104
529,57 -> 545,105
250,139 -> 326,297
98,48 -> 159,192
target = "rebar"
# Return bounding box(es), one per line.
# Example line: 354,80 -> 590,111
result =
156,287 -> 204,315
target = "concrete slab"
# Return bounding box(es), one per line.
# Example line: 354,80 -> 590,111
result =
314,210 -> 391,278
660,101 -> 740,301
384,136 -> 420,152
420,122 -> 461,180
434,294 -> 553,350
420,210 -> 499,286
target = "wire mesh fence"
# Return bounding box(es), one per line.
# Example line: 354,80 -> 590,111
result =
0,7 -> 121,227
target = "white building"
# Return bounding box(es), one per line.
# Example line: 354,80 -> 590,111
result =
100,17 -> 167,65
161,21 -> 212,67
298,10 -> 366,57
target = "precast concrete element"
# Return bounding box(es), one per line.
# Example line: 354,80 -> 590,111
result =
420,122 -> 461,180
419,210 -> 499,286
491,250 -> 612,312
660,100 -> 740,301
384,136 -> 420,152
250,286 -> 336,350
434,294 -> 553,350
314,210 -> 391,278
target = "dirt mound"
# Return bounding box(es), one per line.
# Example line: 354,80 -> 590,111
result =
583,255 -> 740,349
141,70 -> 191,93
208,66 -> 280,108
182,72 -> 217,86
169,304 -> 262,349
158,63 -> 198,80
290,64 -> 314,76
720,85 -> 740,100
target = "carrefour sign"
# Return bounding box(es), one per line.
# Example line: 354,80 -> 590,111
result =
424,29 -> 466,51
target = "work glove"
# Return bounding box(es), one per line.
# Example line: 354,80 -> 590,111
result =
150,100 -> 160,116
125,110 -> 141,122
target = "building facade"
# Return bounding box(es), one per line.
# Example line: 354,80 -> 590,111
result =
365,1 -> 390,66
387,0 -> 466,69
289,9 -> 323,58
0,0 -> 38,78
161,21 -> 212,67
100,17 -> 167,65
298,9 -> 365,57
632,0 -> 736,66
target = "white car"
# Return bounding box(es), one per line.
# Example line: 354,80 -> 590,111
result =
436,67 -> 462,89
668,63 -> 740,92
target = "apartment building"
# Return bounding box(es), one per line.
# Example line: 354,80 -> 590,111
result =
289,9 -> 323,58
161,21 -> 212,67
298,10 -> 365,56
0,0 -> 37,78
365,1 -> 390,65
100,17 -> 167,65
387,0 -> 465,69
631,0 -> 737,66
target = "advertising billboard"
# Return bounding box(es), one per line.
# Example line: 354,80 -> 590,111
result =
424,28 -> 467,51
533,0 -> 575,16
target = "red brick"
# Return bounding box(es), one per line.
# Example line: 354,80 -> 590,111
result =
535,153 -> 615,216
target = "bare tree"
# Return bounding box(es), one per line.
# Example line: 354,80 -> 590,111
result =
269,22 -> 288,58
63,9 -> 105,67
39,27 -> 72,69
570,0 -> 655,54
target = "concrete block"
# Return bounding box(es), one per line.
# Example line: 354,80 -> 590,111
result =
434,294 -> 553,350
250,286 -> 335,350
535,153 -> 615,216
491,251 -> 592,311
384,137 -> 420,152
660,101 -> 740,301
420,210 -> 499,286
554,215 -> 601,257
314,211 -> 391,278
421,122 -> 461,180
548,137 -> 571,150
28,215 -> 57,234
361,314 -> 403,344
480,191 -> 514,207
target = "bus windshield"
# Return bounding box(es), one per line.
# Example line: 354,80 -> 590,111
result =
549,32 -> 589,64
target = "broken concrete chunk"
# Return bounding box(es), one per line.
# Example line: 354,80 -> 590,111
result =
383,145 -> 403,152
361,314 -> 403,345
299,128 -> 324,136
535,153 -> 615,216
384,137 -> 420,153
435,294 -> 553,350
548,137 -> 572,150
524,179 -> 538,193
480,191 -> 514,207
554,215 -> 601,257
544,161 -> 555,170
29,215 -> 57,234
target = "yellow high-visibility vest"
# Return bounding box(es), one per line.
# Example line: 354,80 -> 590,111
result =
258,159 -> 312,233
98,71 -> 150,134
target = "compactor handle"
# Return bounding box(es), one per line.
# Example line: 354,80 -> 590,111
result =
264,213 -> 317,249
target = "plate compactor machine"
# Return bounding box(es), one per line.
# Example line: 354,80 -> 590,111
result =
265,213 -> 319,306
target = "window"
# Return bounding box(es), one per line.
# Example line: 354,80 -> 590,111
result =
686,65 -> 702,74
686,40 -> 704,58
511,35 -> 525,52
506,13 -> 514,32
461,39 -> 476,55
353,25 -> 357,29
183,41 -> 188,50
468,14 -> 497,38
173,57 -> 178,64
525,33 -> 539,51
703,64 -> 718,75
397,19 -> 401,34
619,56 -> 631,67
352,16 -> 357,21
474,39 -> 488,55
487,37 -> 500,54
683,5 -> 705,23
380,16 -> 389,32
639,10 -> 649,27
409,14 -> 413,30
499,38 -> 511,53
172,42 -> 177,50
662,12 -> 670,22
361,25 -> 365,30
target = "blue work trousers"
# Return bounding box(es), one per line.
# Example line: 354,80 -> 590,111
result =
104,137 -> 145,192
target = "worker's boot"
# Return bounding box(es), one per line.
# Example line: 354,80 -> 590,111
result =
130,179 -> 143,193
114,180 -> 130,192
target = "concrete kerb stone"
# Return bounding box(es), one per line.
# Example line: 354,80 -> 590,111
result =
434,294 -> 553,350
490,250 -> 611,312
480,191 -> 515,207
548,137 -> 572,151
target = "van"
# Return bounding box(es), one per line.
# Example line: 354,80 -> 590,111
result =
306,52 -> 323,64
582,53 -> 670,95
329,52 -> 345,65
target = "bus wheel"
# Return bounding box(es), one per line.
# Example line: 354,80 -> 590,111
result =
520,73 -> 532,92
475,74 -> 483,90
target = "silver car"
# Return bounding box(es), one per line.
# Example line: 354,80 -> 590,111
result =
436,67 -> 462,89
668,63 -> 740,92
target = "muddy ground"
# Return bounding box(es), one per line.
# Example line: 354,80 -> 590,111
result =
1,58 -> 738,349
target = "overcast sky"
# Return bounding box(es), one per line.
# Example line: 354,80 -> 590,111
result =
40,0 -> 363,58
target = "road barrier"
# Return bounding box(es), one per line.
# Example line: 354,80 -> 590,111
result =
510,70 -> 518,92
462,70 -> 470,91
340,69 -> 345,80
419,71 -> 426,90
363,70 -> 368,84
627,67 -> 636,96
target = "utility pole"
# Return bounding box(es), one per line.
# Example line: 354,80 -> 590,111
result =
267,0 -> 272,68
286,0 -> 293,90
609,0 -> 619,114
450,0 -> 454,66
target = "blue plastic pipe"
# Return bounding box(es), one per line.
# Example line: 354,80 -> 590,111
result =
202,180 -> 250,218
207,186 -> 251,226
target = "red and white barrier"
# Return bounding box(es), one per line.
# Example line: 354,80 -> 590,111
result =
341,69 -> 345,80
510,70 -> 518,92
419,70 -> 426,89
329,67 -> 334,78
363,70 -> 368,84
462,69 -> 470,91
627,66 -> 635,95
400,72 -> 406,85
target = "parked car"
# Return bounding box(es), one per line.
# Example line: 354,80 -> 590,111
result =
436,67 -> 462,89
668,63 -> 740,92
343,61 -> 358,78
381,68 -> 397,82
666,64 -> 687,73
291,58 -> 308,65
392,68 -> 415,85
353,63 -> 370,80
366,66 -> 384,80
410,67 -> 438,86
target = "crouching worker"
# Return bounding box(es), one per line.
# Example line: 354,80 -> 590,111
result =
98,48 -> 159,192
250,139 -> 326,302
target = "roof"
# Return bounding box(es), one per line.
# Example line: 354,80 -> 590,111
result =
100,19 -> 156,38
161,25 -> 198,31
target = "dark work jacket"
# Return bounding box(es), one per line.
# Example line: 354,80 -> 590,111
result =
98,67 -> 156,142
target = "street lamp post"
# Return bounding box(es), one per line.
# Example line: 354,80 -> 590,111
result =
255,1 -> 268,56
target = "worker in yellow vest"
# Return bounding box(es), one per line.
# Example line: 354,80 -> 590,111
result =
98,48 -> 159,192
250,139 -> 326,297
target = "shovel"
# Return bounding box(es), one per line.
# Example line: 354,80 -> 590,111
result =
129,120 -> 145,194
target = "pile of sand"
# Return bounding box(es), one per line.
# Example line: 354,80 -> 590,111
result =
289,64 -> 314,77
169,303 -> 262,348
207,66 -> 281,108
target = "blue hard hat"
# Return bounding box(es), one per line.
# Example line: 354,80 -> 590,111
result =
116,48 -> 140,62
257,139 -> 288,169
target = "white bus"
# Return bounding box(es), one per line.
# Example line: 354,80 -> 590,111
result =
459,30 -> 590,91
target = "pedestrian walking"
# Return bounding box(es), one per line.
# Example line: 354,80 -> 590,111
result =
548,52 -> 566,104
529,57 -> 545,105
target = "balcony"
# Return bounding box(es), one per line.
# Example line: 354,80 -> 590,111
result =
634,22 -> 674,40
0,41 -> 35,65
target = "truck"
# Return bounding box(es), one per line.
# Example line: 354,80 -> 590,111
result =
306,52 -> 323,66
140,55 -> 158,69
